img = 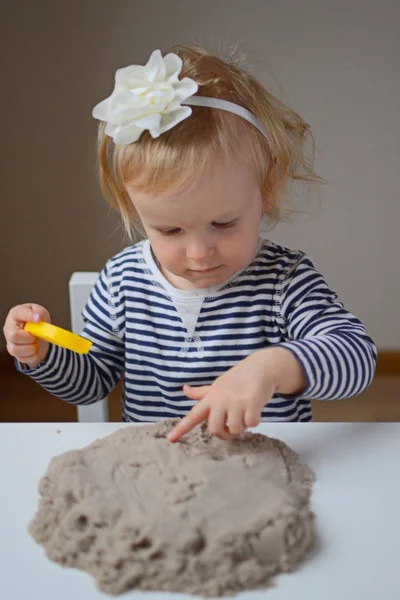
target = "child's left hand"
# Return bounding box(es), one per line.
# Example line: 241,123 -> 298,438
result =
167,350 -> 279,442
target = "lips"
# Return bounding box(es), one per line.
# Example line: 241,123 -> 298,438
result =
190,266 -> 221,274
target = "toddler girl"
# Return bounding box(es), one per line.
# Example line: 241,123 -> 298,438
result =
3,46 -> 376,441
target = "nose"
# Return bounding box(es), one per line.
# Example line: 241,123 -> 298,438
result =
186,236 -> 215,262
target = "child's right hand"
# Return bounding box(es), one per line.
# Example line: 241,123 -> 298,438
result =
3,304 -> 51,369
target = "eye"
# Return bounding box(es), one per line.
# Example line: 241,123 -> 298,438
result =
159,228 -> 181,236
212,219 -> 237,229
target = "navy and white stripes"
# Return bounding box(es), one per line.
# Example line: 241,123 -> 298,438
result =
19,239 -> 377,422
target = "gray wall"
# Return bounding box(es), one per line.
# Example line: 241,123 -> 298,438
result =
1,0 -> 399,350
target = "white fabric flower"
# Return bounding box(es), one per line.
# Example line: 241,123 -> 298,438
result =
92,49 -> 199,144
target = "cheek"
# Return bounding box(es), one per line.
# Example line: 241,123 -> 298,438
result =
150,237 -> 182,268
220,226 -> 258,258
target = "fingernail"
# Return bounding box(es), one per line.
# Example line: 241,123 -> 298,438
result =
32,313 -> 40,322
167,432 -> 175,442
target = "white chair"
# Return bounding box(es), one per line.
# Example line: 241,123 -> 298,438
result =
69,272 -> 109,422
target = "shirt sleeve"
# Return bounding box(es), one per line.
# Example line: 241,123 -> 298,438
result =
275,252 -> 377,400
15,261 -> 125,405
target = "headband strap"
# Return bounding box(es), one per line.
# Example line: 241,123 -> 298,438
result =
183,96 -> 267,138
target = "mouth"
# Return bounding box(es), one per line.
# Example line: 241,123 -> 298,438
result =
189,265 -> 222,274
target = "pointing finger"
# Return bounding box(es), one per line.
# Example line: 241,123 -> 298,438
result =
167,401 -> 210,443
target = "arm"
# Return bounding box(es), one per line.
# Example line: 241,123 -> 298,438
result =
276,253 -> 377,400
167,345 -> 306,443
167,253 -> 377,443
15,262 -> 125,405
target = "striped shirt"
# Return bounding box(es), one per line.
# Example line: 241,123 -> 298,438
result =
19,238 -> 377,422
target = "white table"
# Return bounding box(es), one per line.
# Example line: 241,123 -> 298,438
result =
1,423 -> 399,600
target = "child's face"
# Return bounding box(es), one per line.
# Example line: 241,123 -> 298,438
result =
126,156 -> 263,290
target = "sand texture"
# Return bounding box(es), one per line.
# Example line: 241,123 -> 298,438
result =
29,420 -> 315,596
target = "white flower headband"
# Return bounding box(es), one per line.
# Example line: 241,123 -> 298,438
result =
92,49 -> 267,145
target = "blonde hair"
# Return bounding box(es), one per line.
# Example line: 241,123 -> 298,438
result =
96,45 -> 324,240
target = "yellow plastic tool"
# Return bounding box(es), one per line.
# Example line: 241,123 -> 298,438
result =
24,322 -> 92,354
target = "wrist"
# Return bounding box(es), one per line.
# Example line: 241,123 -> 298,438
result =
21,342 -> 50,370
249,346 -> 306,395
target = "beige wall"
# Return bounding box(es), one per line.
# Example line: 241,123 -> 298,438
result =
1,0 -> 399,350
